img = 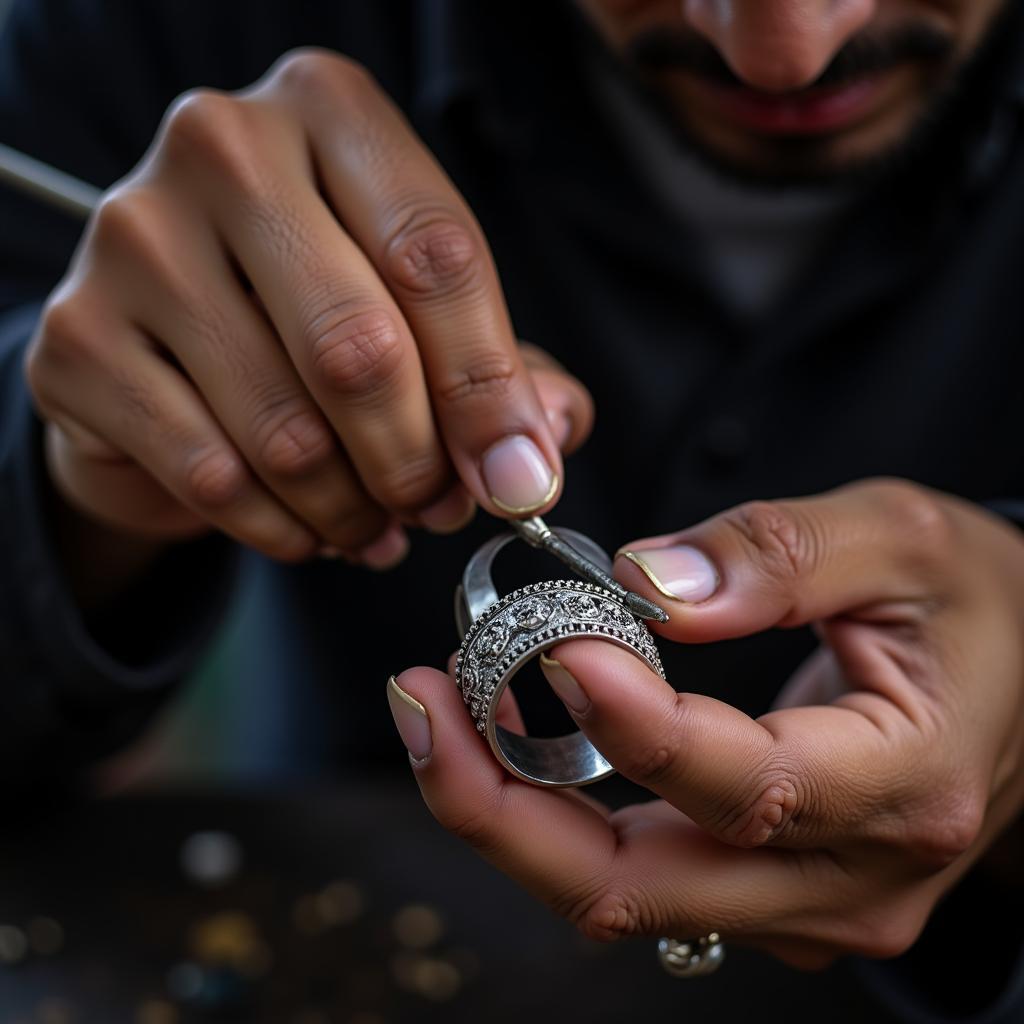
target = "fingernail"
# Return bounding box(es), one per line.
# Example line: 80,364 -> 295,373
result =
617,546 -> 719,603
540,652 -> 589,714
420,487 -> 476,534
360,526 -> 409,570
387,675 -> 432,763
481,435 -> 558,515
545,408 -> 573,449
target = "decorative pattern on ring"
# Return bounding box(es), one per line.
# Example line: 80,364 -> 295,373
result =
455,580 -> 666,733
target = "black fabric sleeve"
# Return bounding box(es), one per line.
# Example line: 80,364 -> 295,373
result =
0,304 -> 240,784
0,0 -> 245,785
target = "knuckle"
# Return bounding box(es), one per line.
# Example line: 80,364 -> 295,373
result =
613,695 -> 688,787
848,905 -> 928,960
620,742 -> 676,789
162,89 -> 266,194
383,211 -> 482,298
165,88 -> 239,150
863,478 -> 955,560
182,448 -> 248,509
614,692 -> 692,789
35,296 -> 98,365
900,794 -> 985,868
254,403 -> 335,478
572,889 -> 647,944
727,501 -> 816,582
712,766 -> 802,848
371,453 -> 447,513
436,355 -> 519,407
307,307 -> 405,399
91,187 -> 162,257
272,48 -> 376,101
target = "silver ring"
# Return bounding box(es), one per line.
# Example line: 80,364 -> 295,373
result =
657,934 -> 726,977
454,530 -> 665,787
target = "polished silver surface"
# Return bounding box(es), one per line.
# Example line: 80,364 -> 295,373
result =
455,527 -> 665,787
455,526 -> 613,637
657,934 -> 726,978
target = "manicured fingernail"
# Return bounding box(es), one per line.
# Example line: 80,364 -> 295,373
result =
420,488 -> 476,534
481,435 -> 558,515
617,546 -> 719,603
387,675 -> 432,763
360,526 -> 409,571
540,653 -> 589,714
545,408 -> 573,449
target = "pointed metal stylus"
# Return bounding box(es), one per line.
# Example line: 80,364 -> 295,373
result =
510,516 -> 669,623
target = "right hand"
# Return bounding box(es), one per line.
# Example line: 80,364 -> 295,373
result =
24,50 -> 593,568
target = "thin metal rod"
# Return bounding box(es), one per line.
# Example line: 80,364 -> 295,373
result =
511,516 -> 669,623
0,142 -> 99,220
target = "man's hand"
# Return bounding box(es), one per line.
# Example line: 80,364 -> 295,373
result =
24,50 -> 591,570
392,479 -> 1024,967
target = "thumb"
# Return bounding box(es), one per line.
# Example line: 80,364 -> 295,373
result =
615,478 -> 952,644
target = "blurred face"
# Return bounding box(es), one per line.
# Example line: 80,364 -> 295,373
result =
577,0 -> 1011,181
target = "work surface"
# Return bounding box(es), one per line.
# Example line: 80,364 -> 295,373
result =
0,784 -> 896,1023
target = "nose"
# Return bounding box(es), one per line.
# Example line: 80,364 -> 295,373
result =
682,0 -> 877,92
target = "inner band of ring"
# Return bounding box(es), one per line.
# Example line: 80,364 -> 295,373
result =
454,578 -> 666,787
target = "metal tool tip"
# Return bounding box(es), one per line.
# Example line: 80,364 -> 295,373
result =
625,592 -> 670,624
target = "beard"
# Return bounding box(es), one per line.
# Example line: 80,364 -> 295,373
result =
612,2 -> 1021,190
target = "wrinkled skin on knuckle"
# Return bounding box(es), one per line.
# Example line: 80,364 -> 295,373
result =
181,448 -> 248,510
436,355 -> 521,409
307,308 -> 405,399
724,500 -> 825,623
712,766 -> 803,848
613,693 -> 692,790
896,789 -> 985,870
90,187 -> 167,264
571,889 -> 650,943
256,406 -> 335,479
620,742 -> 676,791
383,212 -> 482,299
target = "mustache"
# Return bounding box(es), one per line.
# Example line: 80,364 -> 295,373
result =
627,24 -> 956,89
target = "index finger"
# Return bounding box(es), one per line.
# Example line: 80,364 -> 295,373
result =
546,639 -> 945,857
273,53 -> 563,517
389,666 -> 830,945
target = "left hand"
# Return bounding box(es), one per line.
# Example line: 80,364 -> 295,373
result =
390,479 -> 1024,968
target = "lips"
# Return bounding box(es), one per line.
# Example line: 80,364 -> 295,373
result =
690,74 -> 885,137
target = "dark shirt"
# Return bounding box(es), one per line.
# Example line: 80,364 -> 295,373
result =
1,1 -> 1023,1020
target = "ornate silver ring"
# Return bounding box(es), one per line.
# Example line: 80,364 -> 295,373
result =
454,528 -> 665,787
657,934 -> 726,977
